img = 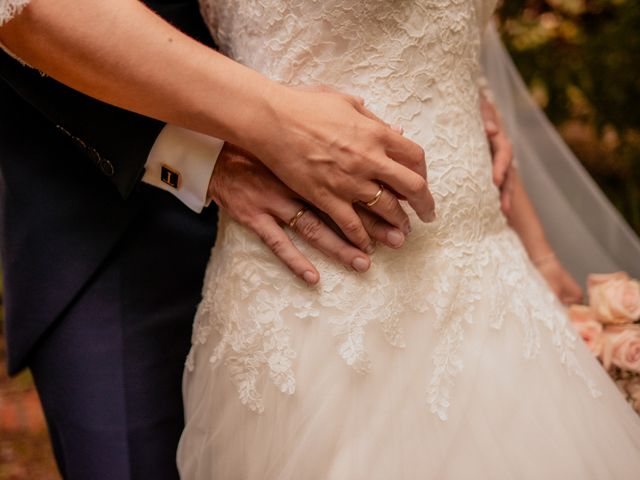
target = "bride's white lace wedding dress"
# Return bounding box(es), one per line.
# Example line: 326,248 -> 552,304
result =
178,1 -> 640,478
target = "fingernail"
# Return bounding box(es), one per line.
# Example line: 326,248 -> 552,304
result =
391,124 -> 404,134
352,257 -> 370,272
303,271 -> 318,284
365,243 -> 376,254
427,210 -> 437,223
387,230 -> 405,248
487,121 -> 497,131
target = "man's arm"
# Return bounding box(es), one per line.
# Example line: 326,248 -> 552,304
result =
209,144 -> 409,284
143,124 -> 224,212
0,0 -> 434,254
0,49 -> 402,282
0,0 -> 220,199
0,49 -> 164,197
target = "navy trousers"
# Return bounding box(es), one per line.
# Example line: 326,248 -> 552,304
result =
28,187 -> 217,479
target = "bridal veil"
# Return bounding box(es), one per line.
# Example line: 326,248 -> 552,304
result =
481,23 -> 640,281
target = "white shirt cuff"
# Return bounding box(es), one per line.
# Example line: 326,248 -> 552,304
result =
143,125 -> 224,213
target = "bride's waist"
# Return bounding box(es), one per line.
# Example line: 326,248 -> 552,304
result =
216,199 -> 507,258
204,212 -> 516,327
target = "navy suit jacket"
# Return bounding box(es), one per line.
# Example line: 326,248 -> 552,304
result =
0,0 -> 218,374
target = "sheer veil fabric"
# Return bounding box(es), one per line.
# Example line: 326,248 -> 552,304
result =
481,23 -> 640,281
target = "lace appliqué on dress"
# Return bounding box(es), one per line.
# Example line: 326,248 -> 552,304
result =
186,217 -> 408,413
187,218 -> 601,419
189,0 -> 601,420
423,233 -> 601,421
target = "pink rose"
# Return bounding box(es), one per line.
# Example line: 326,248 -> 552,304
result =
587,272 -> 640,324
625,377 -> 640,413
588,271 -> 630,289
568,305 -> 604,355
600,324 -> 640,373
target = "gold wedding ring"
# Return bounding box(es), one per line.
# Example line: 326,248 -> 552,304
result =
288,207 -> 308,229
365,184 -> 385,207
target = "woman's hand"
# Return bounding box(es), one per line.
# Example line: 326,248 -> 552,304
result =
0,2 -> 434,255
534,254 -> 584,305
479,89 -> 515,212
245,84 -> 435,253
209,144 -> 410,284
502,168 -> 583,305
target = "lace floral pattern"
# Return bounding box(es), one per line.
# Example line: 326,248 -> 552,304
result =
189,0 -> 601,418
0,0 -> 29,26
188,217 -> 601,417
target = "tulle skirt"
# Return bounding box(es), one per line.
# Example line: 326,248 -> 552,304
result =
177,222 -> 640,480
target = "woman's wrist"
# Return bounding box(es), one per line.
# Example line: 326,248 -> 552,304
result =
522,234 -> 555,268
531,251 -> 557,268
222,78 -> 288,159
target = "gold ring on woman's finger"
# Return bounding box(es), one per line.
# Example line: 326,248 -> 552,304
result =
288,207 -> 308,229
365,184 -> 385,207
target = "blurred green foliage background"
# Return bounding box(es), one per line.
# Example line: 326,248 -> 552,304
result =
496,0 -> 640,234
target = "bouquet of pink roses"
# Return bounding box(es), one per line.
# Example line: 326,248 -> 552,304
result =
568,272 -> 640,414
